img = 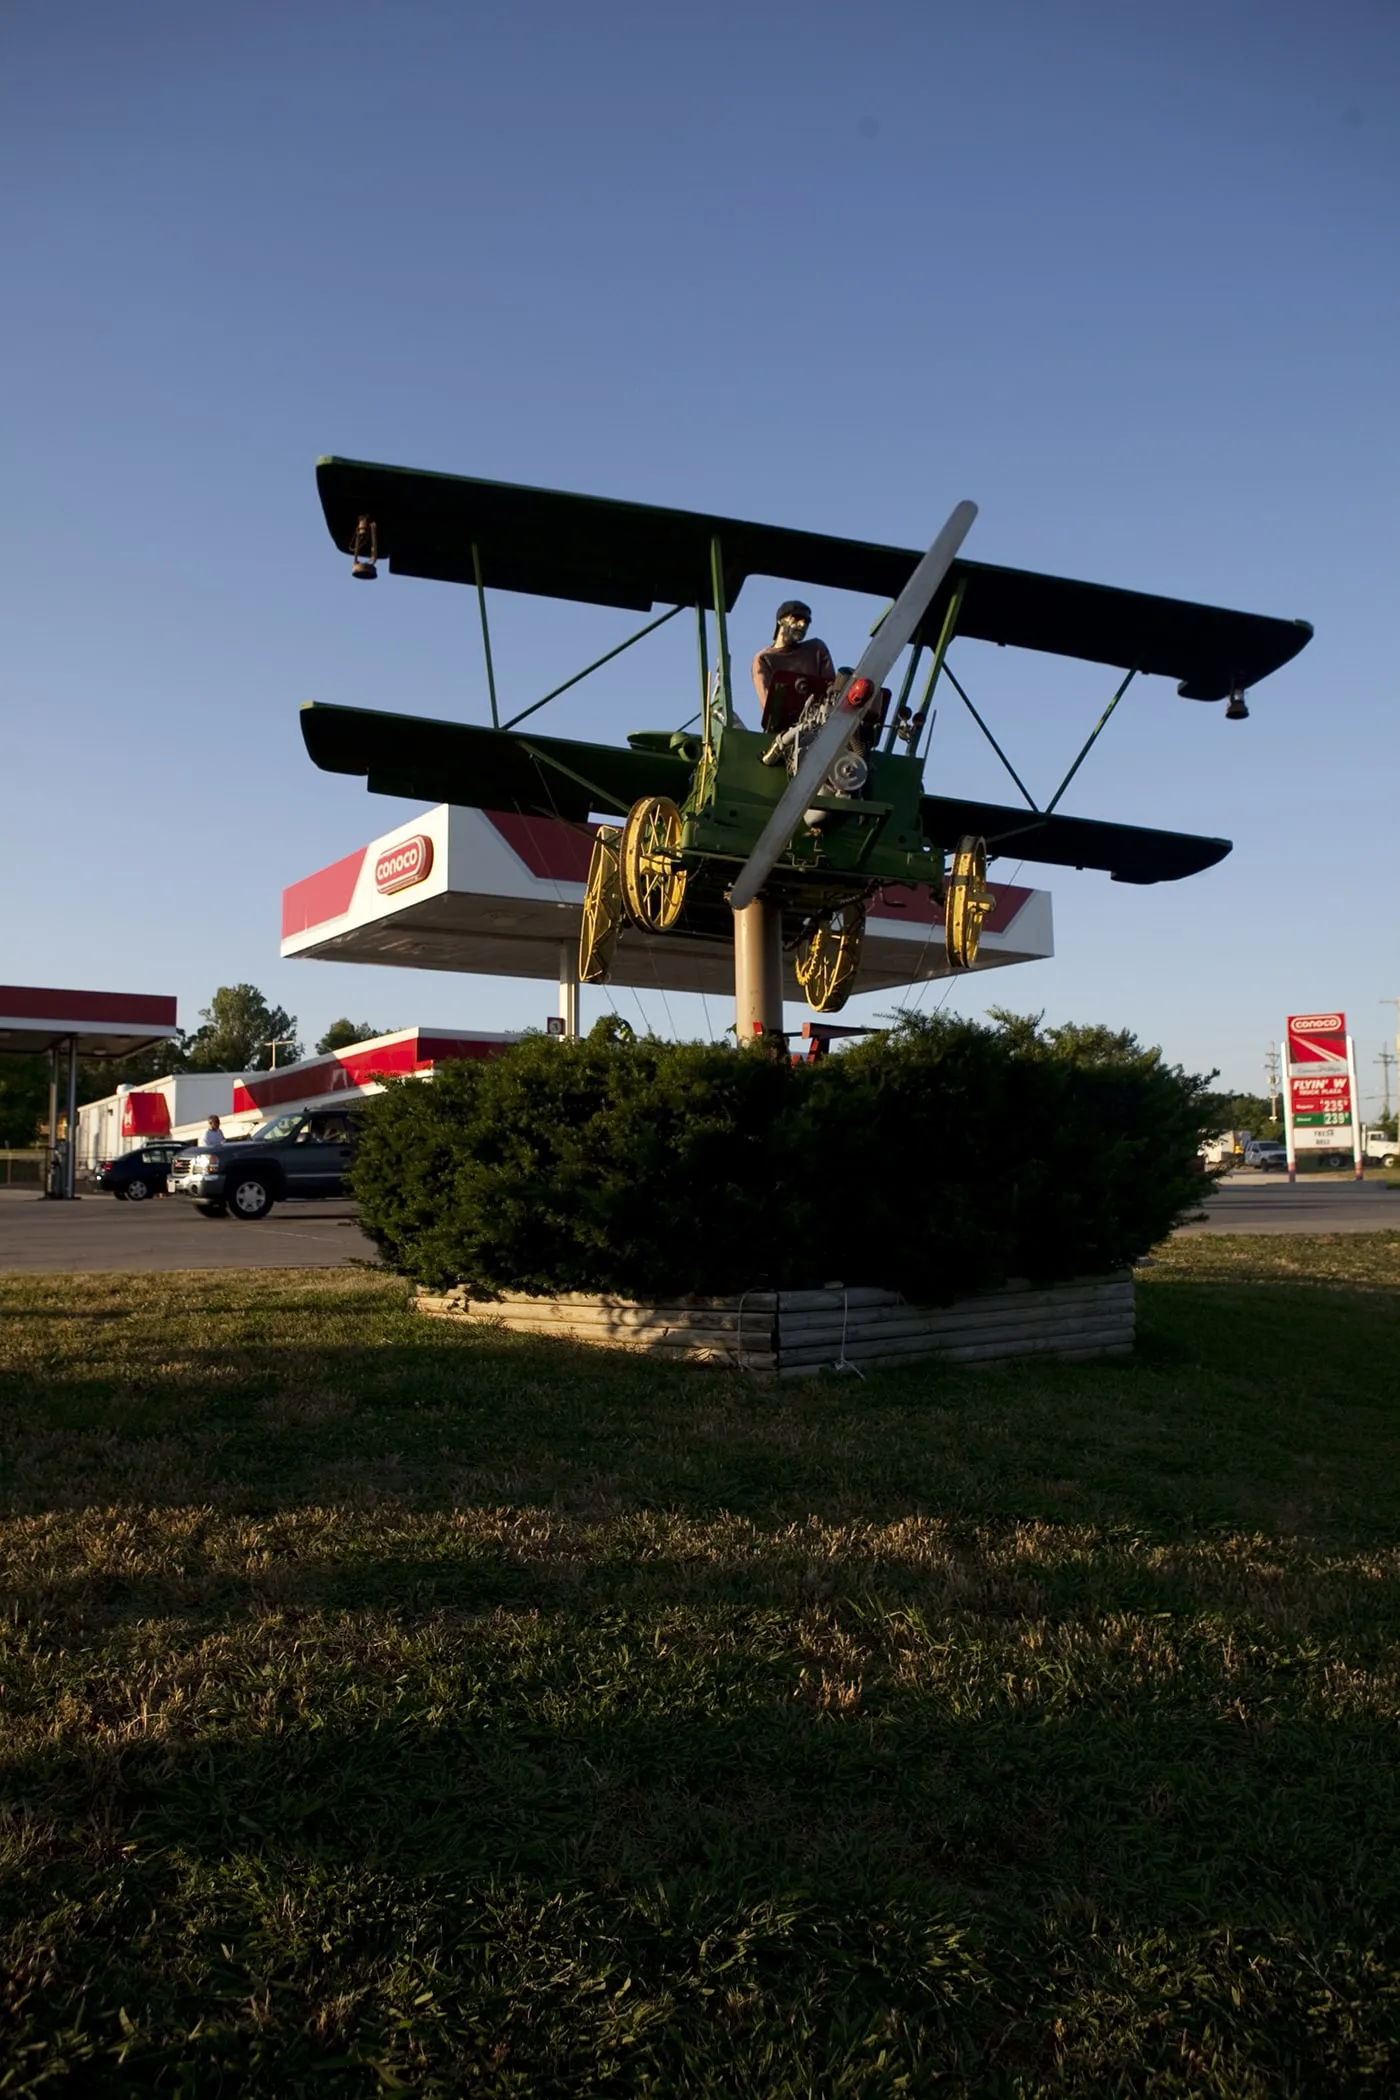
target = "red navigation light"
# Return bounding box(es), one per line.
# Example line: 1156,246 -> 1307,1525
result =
843,677 -> 874,709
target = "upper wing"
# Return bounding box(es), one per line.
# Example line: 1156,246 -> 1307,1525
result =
300,702 -> 691,823
917,563 -> 1310,702
921,794 -> 1230,884
317,455 -> 1311,700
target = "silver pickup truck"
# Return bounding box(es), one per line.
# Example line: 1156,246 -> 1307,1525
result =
168,1108 -> 360,1220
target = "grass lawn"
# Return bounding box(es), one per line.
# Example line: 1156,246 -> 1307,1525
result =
2,1235 -> 1399,2095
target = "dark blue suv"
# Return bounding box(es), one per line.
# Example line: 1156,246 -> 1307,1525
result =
168,1110 -> 361,1220
94,1141 -> 188,1202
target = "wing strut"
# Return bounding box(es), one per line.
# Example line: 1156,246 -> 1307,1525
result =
502,604 -> 686,731
471,544 -> 500,728
1043,668 -> 1136,816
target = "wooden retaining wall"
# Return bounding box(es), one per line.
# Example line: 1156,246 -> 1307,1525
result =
415,1273 -> 1134,1374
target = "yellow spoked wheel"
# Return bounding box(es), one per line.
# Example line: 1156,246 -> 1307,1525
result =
620,796 -> 687,931
578,826 -> 623,984
795,902 -> 866,1013
945,834 -> 994,969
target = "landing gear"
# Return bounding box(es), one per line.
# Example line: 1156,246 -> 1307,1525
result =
795,902 -> 866,1013
578,826 -> 623,983
945,835 -> 993,970
621,796 -> 686,931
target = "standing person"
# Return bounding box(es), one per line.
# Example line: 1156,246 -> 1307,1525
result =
751,601 -> 837,736
201,1114 -> 226,1151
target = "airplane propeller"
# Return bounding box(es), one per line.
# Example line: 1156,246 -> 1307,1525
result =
727,500 -> 978,914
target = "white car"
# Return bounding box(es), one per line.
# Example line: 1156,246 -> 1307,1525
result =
1243,1140 -> 1287,1171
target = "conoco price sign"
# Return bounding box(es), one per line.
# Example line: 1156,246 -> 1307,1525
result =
1285,1012 -> 1347,1067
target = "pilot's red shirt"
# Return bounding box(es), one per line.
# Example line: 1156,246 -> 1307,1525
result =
751,638 -> 837,734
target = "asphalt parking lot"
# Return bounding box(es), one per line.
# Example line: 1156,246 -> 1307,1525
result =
1,1173 -> 1394,1275
1176,1172 -> 1400,1235
0,1188 -> 382,1273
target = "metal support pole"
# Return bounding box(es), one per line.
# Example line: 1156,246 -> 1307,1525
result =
471,543 -> 500,729
1043,668 -> 1137,817
65,1036 -> 78,1198
1265,1042 -> 1280,1126
558,941 -> 579,1039
1346,1033 -> 1363,1180
709,536 -> 733,726
42,1049 -> 59,1197
941,663 -> 1040,810
881,644 -> 924,755
1281,1016 -> 1297,1184
502,604 -> 685,730
910,577 -> 966,763
696,605 -> 710,741
733,899 -> 784,1042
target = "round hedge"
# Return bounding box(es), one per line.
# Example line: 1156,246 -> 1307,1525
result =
349,1012 -> 1215,1302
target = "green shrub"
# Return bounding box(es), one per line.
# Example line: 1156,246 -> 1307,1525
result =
350,1013 -> 1215,1300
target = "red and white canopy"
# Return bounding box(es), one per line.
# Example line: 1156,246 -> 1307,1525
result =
281,806 -> 1053,995
230,1027 -> 517,1118
0,985 -> 178,1057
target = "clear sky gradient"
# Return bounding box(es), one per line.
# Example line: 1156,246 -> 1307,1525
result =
5,0 -> 1398,1107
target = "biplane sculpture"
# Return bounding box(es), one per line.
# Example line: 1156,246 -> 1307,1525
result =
301,459 -> 1311,1033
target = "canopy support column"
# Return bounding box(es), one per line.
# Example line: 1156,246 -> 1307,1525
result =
44,1038 -> 79,1198
733,899 -> 784,1043
558,941 -> 579,1039
64,1036 -> 78,1197
45,1050 -> 60,1197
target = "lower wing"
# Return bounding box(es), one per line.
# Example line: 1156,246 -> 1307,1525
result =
921,795 -> 1229,884
300,702 -> 691,822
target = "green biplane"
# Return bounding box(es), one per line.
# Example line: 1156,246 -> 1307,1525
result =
301,458 -> 1311,1023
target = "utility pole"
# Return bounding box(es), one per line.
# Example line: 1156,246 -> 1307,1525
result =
1264,1042 -> 1280,1126
1378,1046 -> 1396,1126
1385,1001 -> 1400,1129
262,1036 -> 297,1070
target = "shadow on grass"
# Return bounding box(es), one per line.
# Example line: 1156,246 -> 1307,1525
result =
4,1656 -> 1398,2093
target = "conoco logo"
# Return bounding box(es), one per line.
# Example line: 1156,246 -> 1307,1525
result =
375,835 -> 434,895
1290,1013 -> 1343,1034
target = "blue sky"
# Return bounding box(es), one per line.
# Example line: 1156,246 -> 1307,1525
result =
5,0 -> 1398,1107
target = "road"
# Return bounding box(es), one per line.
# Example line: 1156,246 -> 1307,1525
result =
1,1175 -> 1395,1276
0,1188 -> 382,1273
1178,1173 -> 1400,1235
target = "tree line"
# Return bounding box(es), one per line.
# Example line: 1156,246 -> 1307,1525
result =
0,987 -> 390,1147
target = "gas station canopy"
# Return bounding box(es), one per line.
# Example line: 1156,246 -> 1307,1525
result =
281,805 -> 1054,994
0,986 -> 179,1058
